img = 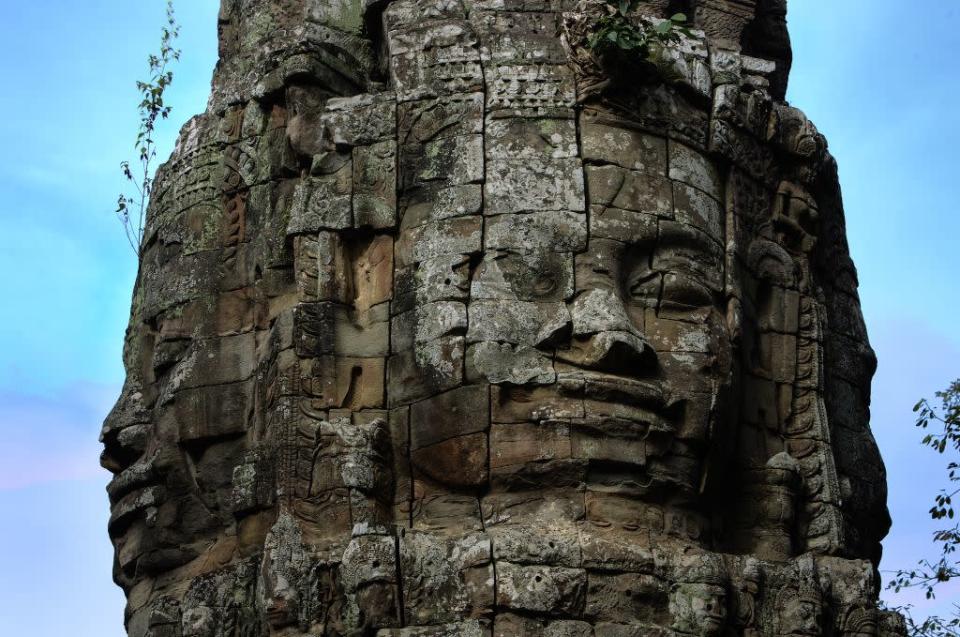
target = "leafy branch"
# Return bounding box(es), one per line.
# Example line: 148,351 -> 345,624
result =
586,0 -> 692,66
116,0 -> 181,258
889,605 -> 960,637
887,379 -> 960,636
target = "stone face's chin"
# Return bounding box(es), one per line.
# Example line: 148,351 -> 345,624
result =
702,610 -> 726,630
265,604 -> 296,630
101,0 -> 900,634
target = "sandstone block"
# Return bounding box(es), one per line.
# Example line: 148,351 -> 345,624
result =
486,157 -> 585,214
495,562 -> 587,616
484,210 -> 587,253
400,530 -> 493,625
668,140 -> 723,201
466,341 -> 556,385
586,164 -> 673,216
410,384 -> 489,449
486,116 -> 578,160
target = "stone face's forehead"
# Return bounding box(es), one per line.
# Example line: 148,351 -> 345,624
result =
101,0 -> 899,635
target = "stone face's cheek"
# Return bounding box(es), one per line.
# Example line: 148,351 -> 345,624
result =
645,310 -> 719,357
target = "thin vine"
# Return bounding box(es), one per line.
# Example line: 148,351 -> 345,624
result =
116,0 -> 181,258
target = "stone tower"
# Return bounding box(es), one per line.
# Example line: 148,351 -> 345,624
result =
101,0 -> 904,634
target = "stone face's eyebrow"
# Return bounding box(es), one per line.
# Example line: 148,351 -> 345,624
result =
652,221 -> 724,293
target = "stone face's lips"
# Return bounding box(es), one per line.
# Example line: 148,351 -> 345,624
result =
108,485 -> 163,535
558,370 -> 666,408
106,457 -> 164,549
704,611 -> 725,625
107,455 -> 158,504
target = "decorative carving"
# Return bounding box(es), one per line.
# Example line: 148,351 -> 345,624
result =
669,552 -> 729,636
770,557 -> 825,637
840,604 -> 880,637
730,557 -> 762,637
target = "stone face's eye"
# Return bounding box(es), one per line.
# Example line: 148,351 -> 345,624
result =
660,272 -> 714,309
531,273 -> 557,297
510,252 -> 570,301
627,270 -> 662,307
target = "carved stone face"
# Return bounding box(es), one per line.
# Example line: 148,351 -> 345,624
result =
460,181 -> 730,489
102,0 -> 896,634
392,108 -> 736,537
779,595 -> 823,637
671,581 -> 728,636
102,291 -> 253,585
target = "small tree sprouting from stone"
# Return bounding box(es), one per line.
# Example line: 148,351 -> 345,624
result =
585,1 -> 692,67
889,379 -> 960,636
116,0 -> 181,258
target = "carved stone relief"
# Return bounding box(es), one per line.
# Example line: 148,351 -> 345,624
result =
102,0 -> 902,634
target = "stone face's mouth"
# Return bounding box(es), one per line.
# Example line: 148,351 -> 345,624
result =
107,455 -> 158,504
558,369 -> 666,409
106,453 -> 164,537
704,611 -> 725,625
265,604 -> 296,628
108,485 -> 164,537
556,370 -> 675,441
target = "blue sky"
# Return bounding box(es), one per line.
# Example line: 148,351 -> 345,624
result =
0,0 -> 957,633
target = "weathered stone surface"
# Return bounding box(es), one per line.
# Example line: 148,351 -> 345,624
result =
103,0 -> 902,634
467,342 -> 556,385
495,562 -> 587,616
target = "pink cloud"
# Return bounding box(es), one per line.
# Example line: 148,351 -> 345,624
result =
0,382 -> 119,490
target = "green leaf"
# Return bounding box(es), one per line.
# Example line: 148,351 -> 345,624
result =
670,12 -> 687,23
655,20 -> 672,35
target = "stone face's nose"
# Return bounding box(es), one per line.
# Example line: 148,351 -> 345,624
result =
100,386 -> 152,475
571,288 -> 636,336
558,288 -> 655,373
